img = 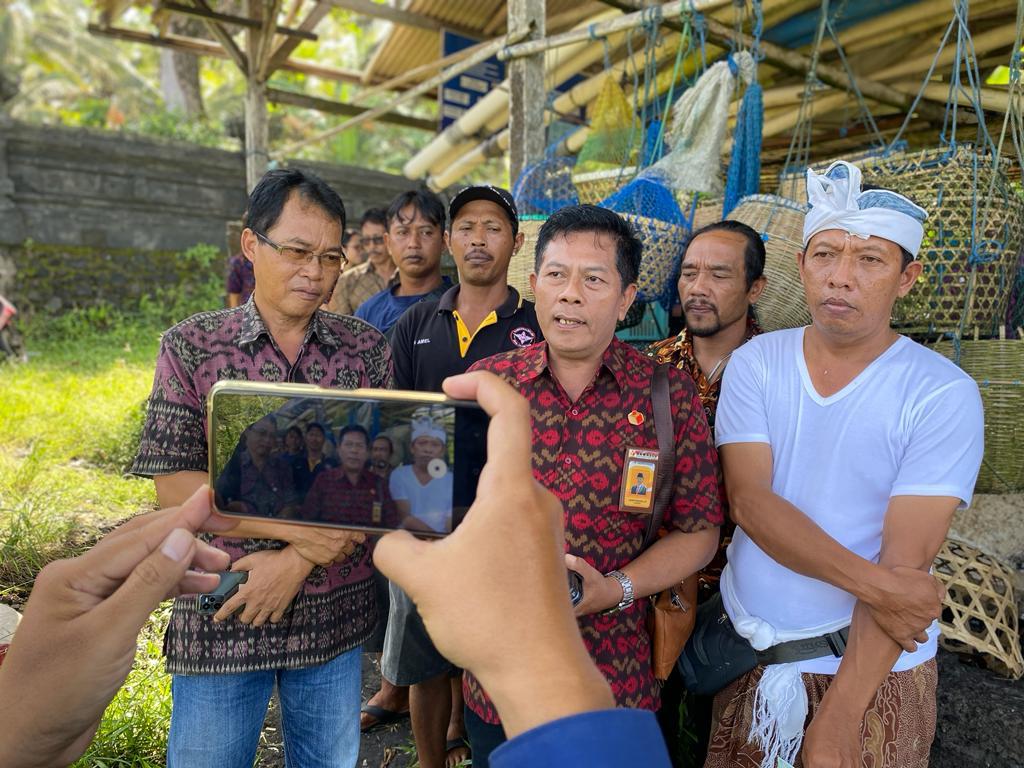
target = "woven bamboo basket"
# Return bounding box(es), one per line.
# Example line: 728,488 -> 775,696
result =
509,216 -> 546,302
572,165 -> 636,205
932,330 -> 1024,493
675,192 -> 724,232
728,194 -> 810,331
855,146 -> 1024,334
1007,246 -> 1024,333
623,213 -> 688,304
934,538 -> 1023,679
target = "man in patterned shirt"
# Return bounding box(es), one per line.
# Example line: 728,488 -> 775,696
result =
328,208 -> 393,315
131,168 -> 392,768
465,204 -> 723,767
647,219 -> 766,760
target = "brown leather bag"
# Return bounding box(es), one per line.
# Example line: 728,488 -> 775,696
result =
645,364 -> 698,681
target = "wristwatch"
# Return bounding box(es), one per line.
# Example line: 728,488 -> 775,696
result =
605,569 -> 635,613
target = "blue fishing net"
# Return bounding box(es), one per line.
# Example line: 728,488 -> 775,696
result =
512,150 -> 579,216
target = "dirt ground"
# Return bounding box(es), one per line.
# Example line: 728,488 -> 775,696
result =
258,653 -> 414,768
254,648 -> 1023,768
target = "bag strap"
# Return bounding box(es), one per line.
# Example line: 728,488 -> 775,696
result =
643,364 -> 675,551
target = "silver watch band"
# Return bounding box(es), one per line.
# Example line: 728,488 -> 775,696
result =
606,569 -> 634,613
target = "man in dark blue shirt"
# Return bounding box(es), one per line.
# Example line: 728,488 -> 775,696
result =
354,190 -> 451,335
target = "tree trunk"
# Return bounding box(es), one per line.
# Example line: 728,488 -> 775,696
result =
160,17 -> 205,118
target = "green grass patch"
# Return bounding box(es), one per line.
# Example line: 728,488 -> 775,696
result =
0,263 -> 223,764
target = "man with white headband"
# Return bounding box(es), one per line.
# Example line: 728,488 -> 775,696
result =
705,160 -> 984,768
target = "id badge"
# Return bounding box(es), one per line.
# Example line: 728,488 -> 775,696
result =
619,446 -> 659,514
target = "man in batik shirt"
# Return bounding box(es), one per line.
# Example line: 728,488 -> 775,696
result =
132,168 -> 391,768
302,425 -> 400,528
464,205 -> 723,768
647,219 -> 766,760
649,220 -> 766,589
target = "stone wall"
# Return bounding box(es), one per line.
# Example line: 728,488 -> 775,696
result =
0,117 -> 413,312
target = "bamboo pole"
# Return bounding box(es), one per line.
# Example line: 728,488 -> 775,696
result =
275,25 -> 533,158
498,0 -> 723,61
890,80 -> 1020,114
403,9 -> 623,179
699,15 -> 948,122
874,25 -> 1021,83
357,36 -> 497,101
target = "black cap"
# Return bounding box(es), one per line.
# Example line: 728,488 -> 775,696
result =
448,185 -> 519,235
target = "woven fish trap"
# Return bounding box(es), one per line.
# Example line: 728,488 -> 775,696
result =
1007,246 -> 1024,334
675,192 -> 725,232
509,216 -> 546,302
622,214 -> 688,304
934,538 -> 1023,679
856,146 -> 1024,335
932,330 -> 1024,492
729,194 -> 810,331
572,165 -> 636,205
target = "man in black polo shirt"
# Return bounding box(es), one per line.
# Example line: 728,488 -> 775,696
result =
382,185 -> 542,768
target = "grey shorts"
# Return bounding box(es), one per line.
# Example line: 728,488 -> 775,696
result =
381,581 -> 454,686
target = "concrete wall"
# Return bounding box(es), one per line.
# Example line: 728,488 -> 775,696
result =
0,117 -> 413,311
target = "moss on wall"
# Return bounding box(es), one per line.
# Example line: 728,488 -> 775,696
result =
5,241 -> 226,315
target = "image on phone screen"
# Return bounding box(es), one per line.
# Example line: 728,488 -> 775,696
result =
208,387 -> 488,537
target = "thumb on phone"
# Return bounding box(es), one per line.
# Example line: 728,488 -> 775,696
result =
374,529 -> 433,598
91,527 -> 196,639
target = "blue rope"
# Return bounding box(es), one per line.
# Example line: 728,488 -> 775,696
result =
723,81 -> 763,216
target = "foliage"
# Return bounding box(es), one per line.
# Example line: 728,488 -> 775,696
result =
0,311 -> 168,763
72,606 -> 174,768
2,0 -> 461,175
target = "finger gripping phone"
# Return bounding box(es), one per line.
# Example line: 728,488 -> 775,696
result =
207,381 -> 489,538
196,571 -> 249,615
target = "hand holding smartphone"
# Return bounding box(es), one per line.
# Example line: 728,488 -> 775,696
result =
207,382 -> 489,537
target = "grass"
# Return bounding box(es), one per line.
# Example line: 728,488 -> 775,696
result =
0,260 -> 221,765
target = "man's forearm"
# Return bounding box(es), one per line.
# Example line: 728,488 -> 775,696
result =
621,528 -> 718,599
823,600 -> 904,720
730,486 -> 892,607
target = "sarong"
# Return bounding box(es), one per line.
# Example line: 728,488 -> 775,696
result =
705,659 -> 937,768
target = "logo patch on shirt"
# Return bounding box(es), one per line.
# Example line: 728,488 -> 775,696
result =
414,338 -> 431,345
509,327 -> 537,347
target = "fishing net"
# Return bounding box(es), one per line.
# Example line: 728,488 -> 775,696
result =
512,148 -> 579,216
601,170 -> 689,305
573,77 -> 639,204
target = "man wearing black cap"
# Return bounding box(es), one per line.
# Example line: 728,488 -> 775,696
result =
381,185 -> 543,768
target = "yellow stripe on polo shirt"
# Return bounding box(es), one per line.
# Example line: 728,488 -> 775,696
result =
452,309 -> 498,357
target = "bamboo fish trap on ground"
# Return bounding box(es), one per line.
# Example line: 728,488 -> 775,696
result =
508,215 -> 546,302
934,538 -> 1023,680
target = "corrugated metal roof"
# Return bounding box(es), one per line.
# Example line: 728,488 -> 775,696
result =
365,0 -> 609,82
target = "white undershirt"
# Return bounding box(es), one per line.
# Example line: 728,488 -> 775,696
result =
715,327 -> 984,674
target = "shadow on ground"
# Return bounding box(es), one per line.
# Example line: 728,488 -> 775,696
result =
255,648 -> 1023,767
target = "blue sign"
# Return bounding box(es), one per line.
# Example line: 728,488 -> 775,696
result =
440,31 -> 506,131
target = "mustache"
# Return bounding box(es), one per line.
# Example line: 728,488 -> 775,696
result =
684,300 -> 718,311
464,248 -> 494,259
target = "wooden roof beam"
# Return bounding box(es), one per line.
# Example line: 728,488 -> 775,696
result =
157,1 -> 317,40
266,0 -> 333,74
328,0 -> 481,39
87,24 -> 364,84
190,0 -> 249,74
266,88 -> 436,130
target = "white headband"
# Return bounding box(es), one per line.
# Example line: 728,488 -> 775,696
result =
802,161 -> 927,257
411,420 -> 446,445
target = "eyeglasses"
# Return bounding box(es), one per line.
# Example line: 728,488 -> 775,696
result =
362,235 -> 386,245
254,231 -> 348,269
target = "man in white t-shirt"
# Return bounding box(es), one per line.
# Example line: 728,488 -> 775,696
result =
389,420 -> 453,534
706,161 -> 984,768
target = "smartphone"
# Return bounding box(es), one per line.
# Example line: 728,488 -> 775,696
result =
196,570 -> 249,616
207,381 -> 489,537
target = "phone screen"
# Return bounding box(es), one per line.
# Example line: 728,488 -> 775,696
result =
208,387 -> 488,537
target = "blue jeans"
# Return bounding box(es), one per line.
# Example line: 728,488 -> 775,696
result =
167,647 -> 361,768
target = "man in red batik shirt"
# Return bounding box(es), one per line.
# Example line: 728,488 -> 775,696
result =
465,204 -> 723,768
